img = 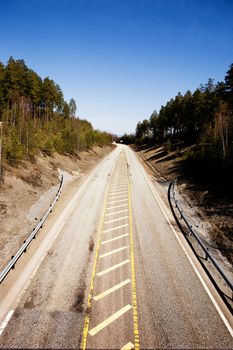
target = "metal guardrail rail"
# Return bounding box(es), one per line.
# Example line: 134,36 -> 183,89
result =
168,179 -> 233,298
0,175 -> 64,284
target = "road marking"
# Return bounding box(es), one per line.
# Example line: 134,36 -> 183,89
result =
99,245 -> 129,258
128,179 -> 140,350
93,279 -> 131,301
108,194 -> 128,200
81,183 -> 110,350
97,259 -> 130,276
0,310 -> 14,336
105,209 -> 129,217
109,190 -> 128,195
102,233 -> 129,244
107,198 -> 128,205
103,223 -> 129,233
107,203 -> 128,210
82,151 -> 138,348
111,182 -> 128,186
140,156 -> 233,339
104,216 -> 129,224
89,304 -> 132,336
110,185 -> 128,190
111,180 -> 128,184
111,179 -> 128,183
121,342 -> 134,349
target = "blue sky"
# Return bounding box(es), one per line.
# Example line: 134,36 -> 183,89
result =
0,0 -> 233,135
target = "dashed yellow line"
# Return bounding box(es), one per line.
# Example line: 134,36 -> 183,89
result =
128,177 -> 140,350
81,152 -> 140,349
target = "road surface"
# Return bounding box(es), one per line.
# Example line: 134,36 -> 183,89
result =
0,144 -> 233,349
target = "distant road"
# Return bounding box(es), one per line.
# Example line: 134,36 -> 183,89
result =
0,144 -> 233,349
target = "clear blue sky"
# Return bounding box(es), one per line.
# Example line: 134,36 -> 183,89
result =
0,0 -> 233,135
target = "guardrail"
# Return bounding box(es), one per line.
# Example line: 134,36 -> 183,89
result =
0,175 -> 64,284
168,179 -> 233,298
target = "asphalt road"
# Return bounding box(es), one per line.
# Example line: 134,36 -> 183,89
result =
0,144 -> 233,349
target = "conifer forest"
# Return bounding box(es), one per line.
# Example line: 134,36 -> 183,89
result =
0,57 -> 112,163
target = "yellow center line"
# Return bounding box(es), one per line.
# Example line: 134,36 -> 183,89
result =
128,177 -> 140,350
81,152 -> 140,349
81,182 -> 110,350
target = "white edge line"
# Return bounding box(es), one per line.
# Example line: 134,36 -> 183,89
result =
0,310 -> 15,336
0,149 -> 116,328
141,161 -> 233,338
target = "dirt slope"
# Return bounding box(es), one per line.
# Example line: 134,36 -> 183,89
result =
134,143 -> 233,274
0,146 -> 114,271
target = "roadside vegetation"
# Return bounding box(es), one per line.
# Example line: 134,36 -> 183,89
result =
0,57 -> 112,164
121,63 -> 233,196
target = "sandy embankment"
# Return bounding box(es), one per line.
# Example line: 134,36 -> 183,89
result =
0,146 -> 114,271
135,144 -> 233,285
